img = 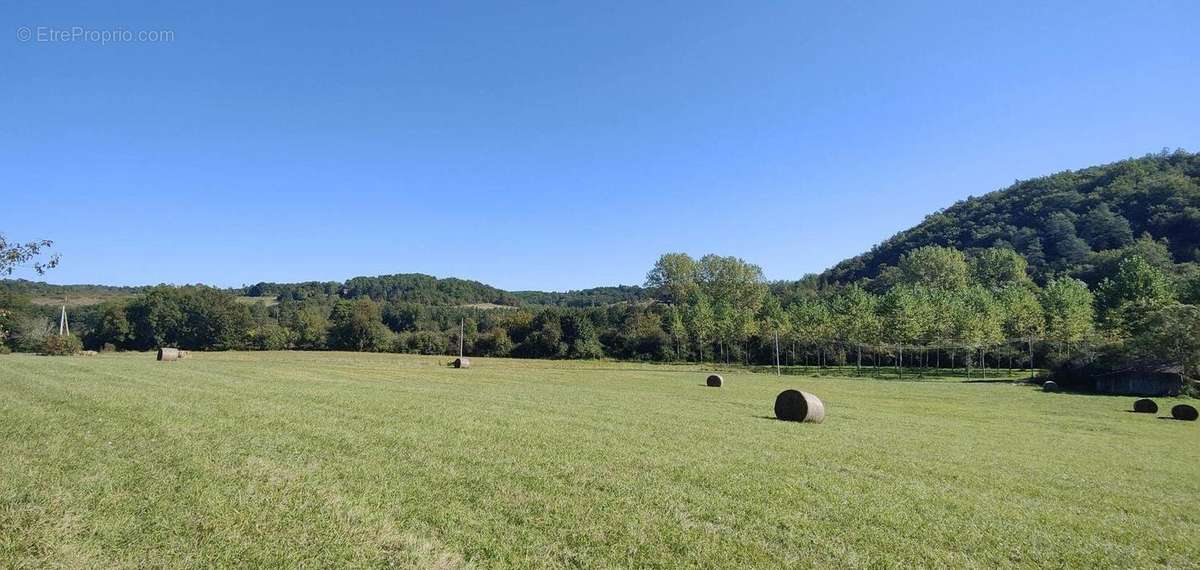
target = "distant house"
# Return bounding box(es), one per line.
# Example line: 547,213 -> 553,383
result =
1092,365 -> 1185,397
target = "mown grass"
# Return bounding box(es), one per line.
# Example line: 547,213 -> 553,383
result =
1,351 -> 1196,568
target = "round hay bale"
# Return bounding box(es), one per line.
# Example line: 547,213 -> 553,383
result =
1171,404 -> 1198,421
1042,380 -> 1059,392
157,348 -> 181,362
453,357 -> 471,369
706,374 -> 723,387
1132,399 -> 1158,414
774,389 -> 825,423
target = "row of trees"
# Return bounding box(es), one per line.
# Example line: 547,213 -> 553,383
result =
642,247 -> 1177,371
2,246 -> 1194,378
2,227 -> 1197,383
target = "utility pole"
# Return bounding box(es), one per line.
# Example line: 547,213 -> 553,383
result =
59,305 -> 69,336
459,318 -> 464,359
774,331 -> 780,375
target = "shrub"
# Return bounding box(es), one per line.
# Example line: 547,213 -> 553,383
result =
408,330 -> 448,355
570,338 -> 604,360
12,316 -> 52,353
42,334 -> 82,356
475,328 -> 513,357
247,323 -> 295,351
0,345 -> 11,355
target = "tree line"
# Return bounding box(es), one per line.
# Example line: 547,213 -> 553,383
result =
3,245 -> 1197,388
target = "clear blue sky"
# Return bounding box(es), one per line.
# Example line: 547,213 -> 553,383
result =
3,1 -> 1198,291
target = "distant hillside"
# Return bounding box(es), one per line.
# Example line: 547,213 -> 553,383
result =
512,285 -> 648,307
339,274 -> 520,306
0,280 -> 149,307
242,274 -> 521,306
822,150 -> 1200,285
4,274 -> 653,310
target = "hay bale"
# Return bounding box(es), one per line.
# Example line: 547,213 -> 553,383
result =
1171,404 -> 1198,421
706,374 -> 723,387
157,347 -> 181,362
1133,399 -> 1158,414
1042,380 -> 1059,392
453,357 -> 471,369
76,350 -> 98,357
774,389 -> 825,423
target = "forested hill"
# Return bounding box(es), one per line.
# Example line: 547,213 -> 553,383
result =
822,150 -> 1200,287
248,274 -> 522,306
512,286 -> 648,307
2,275 -> 649,308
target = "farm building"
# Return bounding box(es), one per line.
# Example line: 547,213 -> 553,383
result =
1091,366 -> 1185,397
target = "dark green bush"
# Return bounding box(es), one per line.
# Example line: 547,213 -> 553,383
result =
42,334 -> 82,356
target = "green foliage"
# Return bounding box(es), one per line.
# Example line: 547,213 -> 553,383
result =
91,302 -> 132,348
788,298 -> 833,351
0,234 -> 59,276
1129,304 -> 1200,376
1096,255 -> 1174,323
11,315 -> 53,352
396,330 -> 449,355
949,286 -> 1005,349
41,333 -> 81,356
516,311 -> 568,358
123,286 -> 252,351
511,286 -> 647,307
823,151 -> 1200,284
246,280 -> 340,300
247,323 -> 295,351
698,255 -> 767,308
971,247 -> 1031,289
646,253 -> 700,305
327,299 -> 391,352
1073,236 -> 1174,286
287,305 -> 330,350
342,274 -> 519,306
10,155 -> 1198,372
1041,279 -> 1095,348
570,337 -> 604,360
0,279 -> 147,300
1078,203 -> 1134,250
475,327 -> 514,356
898,246 -> 970,291
997,285 -> 1044,340
1180,271 -> 1200,305
880,286 -> 929,345
683,294 -> 715,360
1044,212 -> 1093,267
832,285 -> 879,346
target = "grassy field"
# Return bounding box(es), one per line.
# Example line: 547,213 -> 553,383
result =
1,352 -> 1196,568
